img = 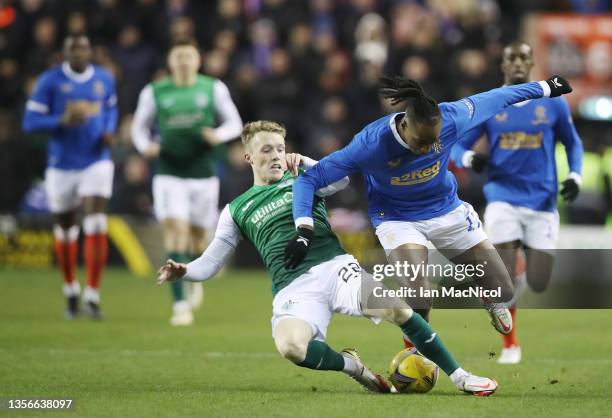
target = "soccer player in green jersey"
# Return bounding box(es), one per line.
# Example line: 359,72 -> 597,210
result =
132,39 -> 243,326
157,120 -> 499,395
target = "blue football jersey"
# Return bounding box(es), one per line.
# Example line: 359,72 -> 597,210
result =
451,96 -> 583,212
23,62 -> 118,170
293,82 -> 548,227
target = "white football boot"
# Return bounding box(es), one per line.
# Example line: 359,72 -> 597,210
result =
455,373 -> 498,396
170,300 -> 193,326
481,301 -> 513,335
341,349 -> 390,393
186,282 -> 204,310
497,346 -> 522,364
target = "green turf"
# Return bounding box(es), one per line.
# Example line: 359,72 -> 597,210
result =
0,268 -> 610,417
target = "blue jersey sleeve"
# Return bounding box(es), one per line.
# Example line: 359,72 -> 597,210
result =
292,138 -> 364,227
22,72 -> 63,133
450,125 -> 486,168
442,82 -> 545,143
103,73 -> 118,134
553,98 -> 583,175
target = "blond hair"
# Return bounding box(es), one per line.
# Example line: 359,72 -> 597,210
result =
241,120 -> 286,147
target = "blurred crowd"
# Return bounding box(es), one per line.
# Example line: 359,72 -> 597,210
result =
0,0 -> 610,223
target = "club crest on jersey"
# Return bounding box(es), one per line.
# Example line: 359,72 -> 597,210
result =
60,83 -> 73,93
391,160 -> 441,186
93,80 -> 105,97
495,112 -> 508,122
194,93 -> 209,108
387,158 -> 402,168
531,106 -> 549,125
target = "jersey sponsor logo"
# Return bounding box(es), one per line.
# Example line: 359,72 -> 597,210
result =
495,112 -> 508,122
250,192 -> 292,226
460,99 -> 475,118
242,200 -> 255,212
499,131 -> 543,149
387,158 -> 402,168
390,160 -> 441,186
67,100 -> 101,116
167,112 -> 204,128
531,106 -> 550,125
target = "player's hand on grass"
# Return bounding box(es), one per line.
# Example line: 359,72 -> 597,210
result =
560,177 -> 580,202
157,259 -> 187,285
544,75 -> 572,97
283,226 -> 314,269
285,153 -> 303,176
201,127 -> 220,146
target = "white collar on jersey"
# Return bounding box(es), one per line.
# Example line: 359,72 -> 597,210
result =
502,84 -> 532,107
389,112 -> 411,150
62,62 -> 95,83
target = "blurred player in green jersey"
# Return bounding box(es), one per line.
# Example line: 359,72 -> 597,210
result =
132,39 -> 243,325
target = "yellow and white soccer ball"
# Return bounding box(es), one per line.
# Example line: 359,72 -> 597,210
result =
388,348 -> 439,394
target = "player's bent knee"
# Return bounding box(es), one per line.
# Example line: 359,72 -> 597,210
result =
363,307 -> 413,325
391,308 -> 413,325
274,336 -> 309,364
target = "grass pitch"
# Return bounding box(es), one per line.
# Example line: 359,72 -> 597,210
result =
0,268 -> 610,417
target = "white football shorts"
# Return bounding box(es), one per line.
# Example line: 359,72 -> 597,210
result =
375,202 -> 488,257
484,201 -> 559,252
271,254 -> 373,341
45,159 -> 114,213
152,174 -> 220,229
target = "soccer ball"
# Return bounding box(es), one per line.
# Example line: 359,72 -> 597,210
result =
388,348 -> 439,394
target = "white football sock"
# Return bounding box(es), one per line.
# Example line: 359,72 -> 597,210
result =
449,367 -> 469,386
84,286 -> 100,304
341,355 -> 362,377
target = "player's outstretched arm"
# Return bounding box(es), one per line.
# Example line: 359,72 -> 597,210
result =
157,205 -> 241,285
22,73 -> 64,133
292,143 -> 362,228
285,153 -> 350,197
554,98 -> 584,202
448,75 -> 573,139
450,125 -> 488,172
285,145 -> 361,269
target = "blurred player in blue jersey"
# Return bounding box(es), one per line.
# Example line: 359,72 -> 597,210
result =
451,42 -> 583,364
286,72 -> 574,343
22,35 -> 118,320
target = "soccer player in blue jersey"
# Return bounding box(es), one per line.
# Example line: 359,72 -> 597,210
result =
450,42 -> 583,364
286,72 -> 574,342
22,35 -> 118,319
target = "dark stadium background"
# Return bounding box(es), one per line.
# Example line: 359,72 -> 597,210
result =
0,0 -> 610,270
